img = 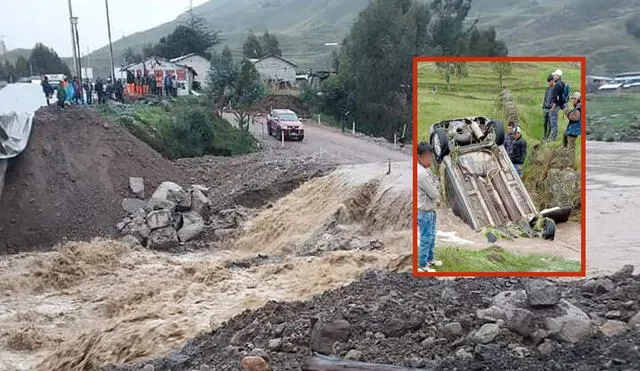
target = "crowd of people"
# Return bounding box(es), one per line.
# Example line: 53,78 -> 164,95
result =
40,70 -> 179,111
125,70 -> 177,98
505,68 -> 582,178
41,75 -> 127,110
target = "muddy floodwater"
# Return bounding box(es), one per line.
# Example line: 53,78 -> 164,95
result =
586,141 -> 640,276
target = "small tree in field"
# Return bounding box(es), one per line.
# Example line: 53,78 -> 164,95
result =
435,62 -> 467,91
208,46 -> 237,116
492,61 -> 512,88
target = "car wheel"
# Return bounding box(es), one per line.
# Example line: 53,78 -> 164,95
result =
486,120 -> 506,146
430,128 -> 450,164
267,124 -> 272,136
298,135 -> 304,141
541,218 -> 556,241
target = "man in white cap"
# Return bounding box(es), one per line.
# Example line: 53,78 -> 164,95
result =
549,69 -> 566,141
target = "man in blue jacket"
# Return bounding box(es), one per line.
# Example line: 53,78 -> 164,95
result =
164,72 -> 173,97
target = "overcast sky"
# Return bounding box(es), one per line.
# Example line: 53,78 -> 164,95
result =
0,0 -> 209,57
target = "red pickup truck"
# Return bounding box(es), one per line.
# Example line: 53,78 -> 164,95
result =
266,109 -> 304,141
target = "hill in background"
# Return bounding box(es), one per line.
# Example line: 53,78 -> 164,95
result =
5,0 -> 640,76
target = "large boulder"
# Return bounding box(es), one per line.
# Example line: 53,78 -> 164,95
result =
147,210 -> 173,230
129,177 -> 145,199
540,169 -> 580,210
151,181 -> 183,202
310,319 -> 351,355
178,211 -> 205,242
121,198 -> 146,214
525,279 -> 560,307
147,226 -> 179,250
191,189 -> 211,219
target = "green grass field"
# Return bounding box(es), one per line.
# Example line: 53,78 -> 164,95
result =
417,61 -> 583,169
434,245 -> 581,273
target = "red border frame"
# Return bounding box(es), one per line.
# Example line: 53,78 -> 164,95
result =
412,56 -> 587,277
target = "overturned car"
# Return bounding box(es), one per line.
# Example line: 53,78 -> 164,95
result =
428,116 -> 569,240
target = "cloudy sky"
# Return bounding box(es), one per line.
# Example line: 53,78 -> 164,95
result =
0,0 -> 209,57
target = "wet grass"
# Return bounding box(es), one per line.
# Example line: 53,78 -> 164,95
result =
416,61 -> 582,144
434,245 -> 581,273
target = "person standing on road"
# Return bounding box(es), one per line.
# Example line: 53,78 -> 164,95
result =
564,92 -> 582,150
73,77 -> 83,105
542,74 -> 555,141
549,69 -> 566,141
417,142 -> 442,273
510,127 -> 527,177
95,79 -> 104,104
41,76 -> 54,105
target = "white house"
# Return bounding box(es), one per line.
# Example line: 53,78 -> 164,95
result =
250,54 -> 298,89
170,53 -> 210,89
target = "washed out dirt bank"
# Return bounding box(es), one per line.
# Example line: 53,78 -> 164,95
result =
107,266 -> 640,371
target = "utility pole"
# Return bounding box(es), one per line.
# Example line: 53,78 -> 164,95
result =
74,17 -> 82,79
105,0 -> 116,82
67,0 -> 79,77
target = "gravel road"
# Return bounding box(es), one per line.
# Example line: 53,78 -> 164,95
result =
223,112 -> 410,165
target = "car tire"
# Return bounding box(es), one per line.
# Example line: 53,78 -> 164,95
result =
430,128 -> 450,164
267,124 -> 272,136
487,120 -> 506,146
541,218 -> 556,241
298,135 -> 304,141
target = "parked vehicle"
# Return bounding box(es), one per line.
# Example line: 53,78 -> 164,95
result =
266,109 -> 304,141
428,116 -> 562,240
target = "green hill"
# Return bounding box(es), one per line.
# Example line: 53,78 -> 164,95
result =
7,0 -> 640,77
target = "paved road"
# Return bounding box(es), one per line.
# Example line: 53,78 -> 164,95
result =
223,112 -> 410,165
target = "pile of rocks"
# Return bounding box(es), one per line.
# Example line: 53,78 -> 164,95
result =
116,178 -> 212,250
105,265 -> 640,371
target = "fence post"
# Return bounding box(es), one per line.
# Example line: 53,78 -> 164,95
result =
281,130 -> 285,147
318,114 -> 321,125
394,133 -> 397,147
352,121 -> 355,135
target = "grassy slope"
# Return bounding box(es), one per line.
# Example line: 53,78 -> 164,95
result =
76,0 -> 638,77
416,61 -> 582,142
435,246 -> 581,272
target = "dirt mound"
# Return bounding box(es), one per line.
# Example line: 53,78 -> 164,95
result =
0,106 -> 180,253
252,95 -> 309,117
107,267 -> 640,371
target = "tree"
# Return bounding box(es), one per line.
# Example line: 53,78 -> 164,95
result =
436,62 -> 468,90
261,30 -> 282,56
183,7 -> 222,47
322,0 -> 508,139
492,61 -> 512,88
230,60 -> 265,132
153,24 -> 219,59
14,56 -> 30,77
208,45 -> 238,115
242,31 -> 263,59
28,43 -> 71,76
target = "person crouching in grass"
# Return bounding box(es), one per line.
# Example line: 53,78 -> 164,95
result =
417,142 -> 442,272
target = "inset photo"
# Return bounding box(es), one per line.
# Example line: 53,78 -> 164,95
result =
412,56 -> 586,276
